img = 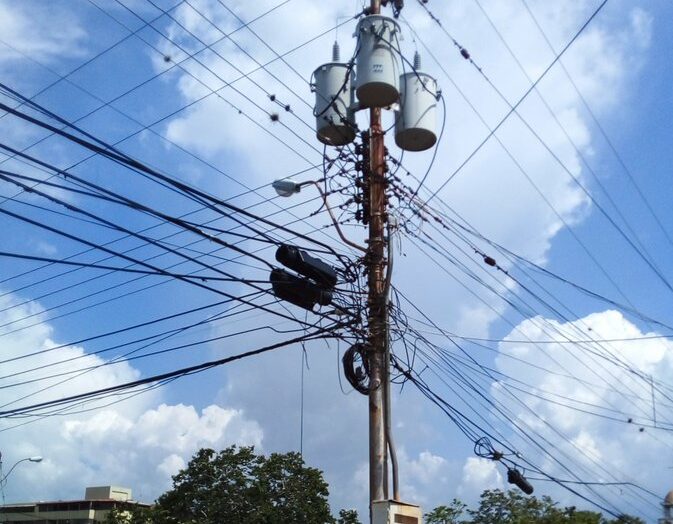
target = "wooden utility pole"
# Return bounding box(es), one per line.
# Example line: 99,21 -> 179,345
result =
366,0 -> 389,512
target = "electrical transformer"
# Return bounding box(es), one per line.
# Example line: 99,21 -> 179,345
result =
395,53 -> 438,152
355,15 -> 401,108
313,60 -> 356,146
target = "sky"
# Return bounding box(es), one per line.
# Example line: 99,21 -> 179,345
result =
0,0 -> 673,521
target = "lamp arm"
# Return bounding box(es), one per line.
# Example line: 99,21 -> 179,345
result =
0,458 -> 28,485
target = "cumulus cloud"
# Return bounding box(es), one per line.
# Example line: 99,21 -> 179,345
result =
0,0 -> 663,521
150,0 -> 657,516
0,0 -> 86,65
0,292 -> 263,503
492,310 -> 672,517
458,457 -> 504,500
153,0 -> 655,332
346,448 -> 457,512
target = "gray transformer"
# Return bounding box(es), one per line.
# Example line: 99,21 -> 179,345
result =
395,71 -> 438,152
313,62 -> 356,146
355,15 -> 401,108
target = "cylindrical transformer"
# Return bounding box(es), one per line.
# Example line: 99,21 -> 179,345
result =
313,63 -> 356,146
395,72 -> 438,152
355,15 -> 401,108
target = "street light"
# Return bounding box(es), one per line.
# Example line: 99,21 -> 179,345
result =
272,179 -> 366,252
0,456 -> 43,486
272,179 -> 306,197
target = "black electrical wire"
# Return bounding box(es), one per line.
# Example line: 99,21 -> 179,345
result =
519,0 -> 673,254
421,2 -> 673,296
401,352 -> 639,518
0,324 -> 349,419
388,286 -> 660,504
0,167 -> 278,272
395,310 -> 663,513
394,172 -> 673,402
399,235 -> 664,421
468,0 -> 669,280
411,189 -> 673,334
415,336 -> 673,430
0,204 -> 333,333
0,177 -> 328,296
0,194 -> 345,340
0,296 -> 253,367
0,251 -> 267,282
0,301 -> 307,395
0,15 -> 360,266
423,0 -> 610,204
98,0 -> 324,162
0,98 -> 348,260
410,219 -> 669,403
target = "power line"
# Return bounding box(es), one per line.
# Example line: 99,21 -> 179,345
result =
422,0 -> 610,203
0,325 -> 348,419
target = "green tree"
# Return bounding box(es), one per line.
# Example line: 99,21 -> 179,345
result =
337,508 -> 362,524
565,508 -> 602,524
425,498 -> 466,524
104,506 -> 158,524
249,450 -> 332,522
603,515 -> 645,524
460,489 -> 643,524
154,445 -> 333,524
468,489 -> 566,523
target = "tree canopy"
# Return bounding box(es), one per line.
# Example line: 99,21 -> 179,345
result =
104,446 -> 333,524
336,508 -> 362,524
158,446 -> 332,524
425,489 -> 645,524
104,447 -> 646,524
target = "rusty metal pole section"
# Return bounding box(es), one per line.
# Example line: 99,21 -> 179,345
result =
368,102 -> 388,508
366,0 -> 389,513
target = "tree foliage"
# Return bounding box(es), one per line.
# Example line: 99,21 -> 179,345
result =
336,508 -> 362,524
104,506 -> 156,524
105,447 -> 647,524
469,489 -> 566,523
425,498 -> 467,524
428,489 -> 645,524
152,445 -> 333,523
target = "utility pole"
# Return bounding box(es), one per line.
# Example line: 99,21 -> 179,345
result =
306,1 -> 436,519
365,0 -> 390,511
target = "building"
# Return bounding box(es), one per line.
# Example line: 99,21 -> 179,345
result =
0,485 -> 150,523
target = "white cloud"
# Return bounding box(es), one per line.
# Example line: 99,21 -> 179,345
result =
0,292 -> 263,503
398,450 -> 454,507
346,449 -> 458,512
152,1 -> 656,517
0,1 -> 86,64
0,0 -> 663,520
157,454 -> 186,479
492,310 -> 672,516
458,457 -> 504,500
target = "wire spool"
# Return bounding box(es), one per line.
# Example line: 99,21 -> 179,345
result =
342,343 -> 371,395
313,63 -> 356,146
354,15 -> 401,108
395,71 -> 438,152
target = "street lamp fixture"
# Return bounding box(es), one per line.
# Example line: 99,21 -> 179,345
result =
272,179 -> 366,252
272,179 -> 306,197
0,455 -> 44,486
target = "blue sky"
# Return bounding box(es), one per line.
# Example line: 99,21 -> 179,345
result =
1,0 -> 673,521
